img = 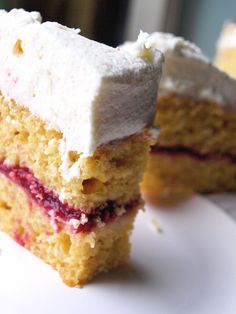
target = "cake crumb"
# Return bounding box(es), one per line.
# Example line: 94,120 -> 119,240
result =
80,213 -> 88,225
69,218 -> 80,229
149,218 -> 163,234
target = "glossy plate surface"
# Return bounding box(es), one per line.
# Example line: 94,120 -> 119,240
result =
0,196 -> 236,314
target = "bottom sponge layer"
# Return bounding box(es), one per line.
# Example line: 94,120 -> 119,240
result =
0,173 -> 137,286
142,149 -> 236,200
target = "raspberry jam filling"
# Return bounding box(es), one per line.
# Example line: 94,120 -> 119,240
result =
151,144 -> 236,162
0,163 -> 138,233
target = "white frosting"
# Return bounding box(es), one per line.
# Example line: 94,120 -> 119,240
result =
122,31 -> 236,107
217,22 -> 236,50
0,9 -> 163,158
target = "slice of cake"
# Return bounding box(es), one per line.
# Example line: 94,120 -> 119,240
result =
215,22 -> 236,78
0,10 -> 163,286
123,32 -> 236,201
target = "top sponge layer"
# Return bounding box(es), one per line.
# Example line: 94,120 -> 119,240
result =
0,9 -> 163,155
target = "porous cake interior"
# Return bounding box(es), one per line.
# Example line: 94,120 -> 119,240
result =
0,8 -> 164,287
0,93 -> 149,286
0,172 -> 136,286
141,94 -> 236,198
0,94 -> 149,211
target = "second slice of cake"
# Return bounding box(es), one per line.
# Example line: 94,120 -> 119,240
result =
123,32 -> 236,200
0,9 -> 163,286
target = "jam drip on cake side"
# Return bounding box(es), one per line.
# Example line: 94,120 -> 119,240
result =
151,144 -> 236,162
0,162 -> 138,233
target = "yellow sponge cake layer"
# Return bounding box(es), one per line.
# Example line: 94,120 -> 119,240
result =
0,94 -> 149,211
0,172 -> 137,286
156,94 -> 236,155
142,147 -> 236,200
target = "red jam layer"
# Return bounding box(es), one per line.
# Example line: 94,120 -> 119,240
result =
151,144 -> 236,163
0,163 -> 138,233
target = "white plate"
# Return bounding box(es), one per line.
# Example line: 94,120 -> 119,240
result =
1,196 -> 236,314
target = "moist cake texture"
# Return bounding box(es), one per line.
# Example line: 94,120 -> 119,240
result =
0,9 -> 163,285
122,32 -> 236,199
215,22 -> 236,78
0,171 -> 137,286
0,94 -> 149,210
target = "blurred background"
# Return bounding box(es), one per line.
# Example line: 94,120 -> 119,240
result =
1,0 -> 236,57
